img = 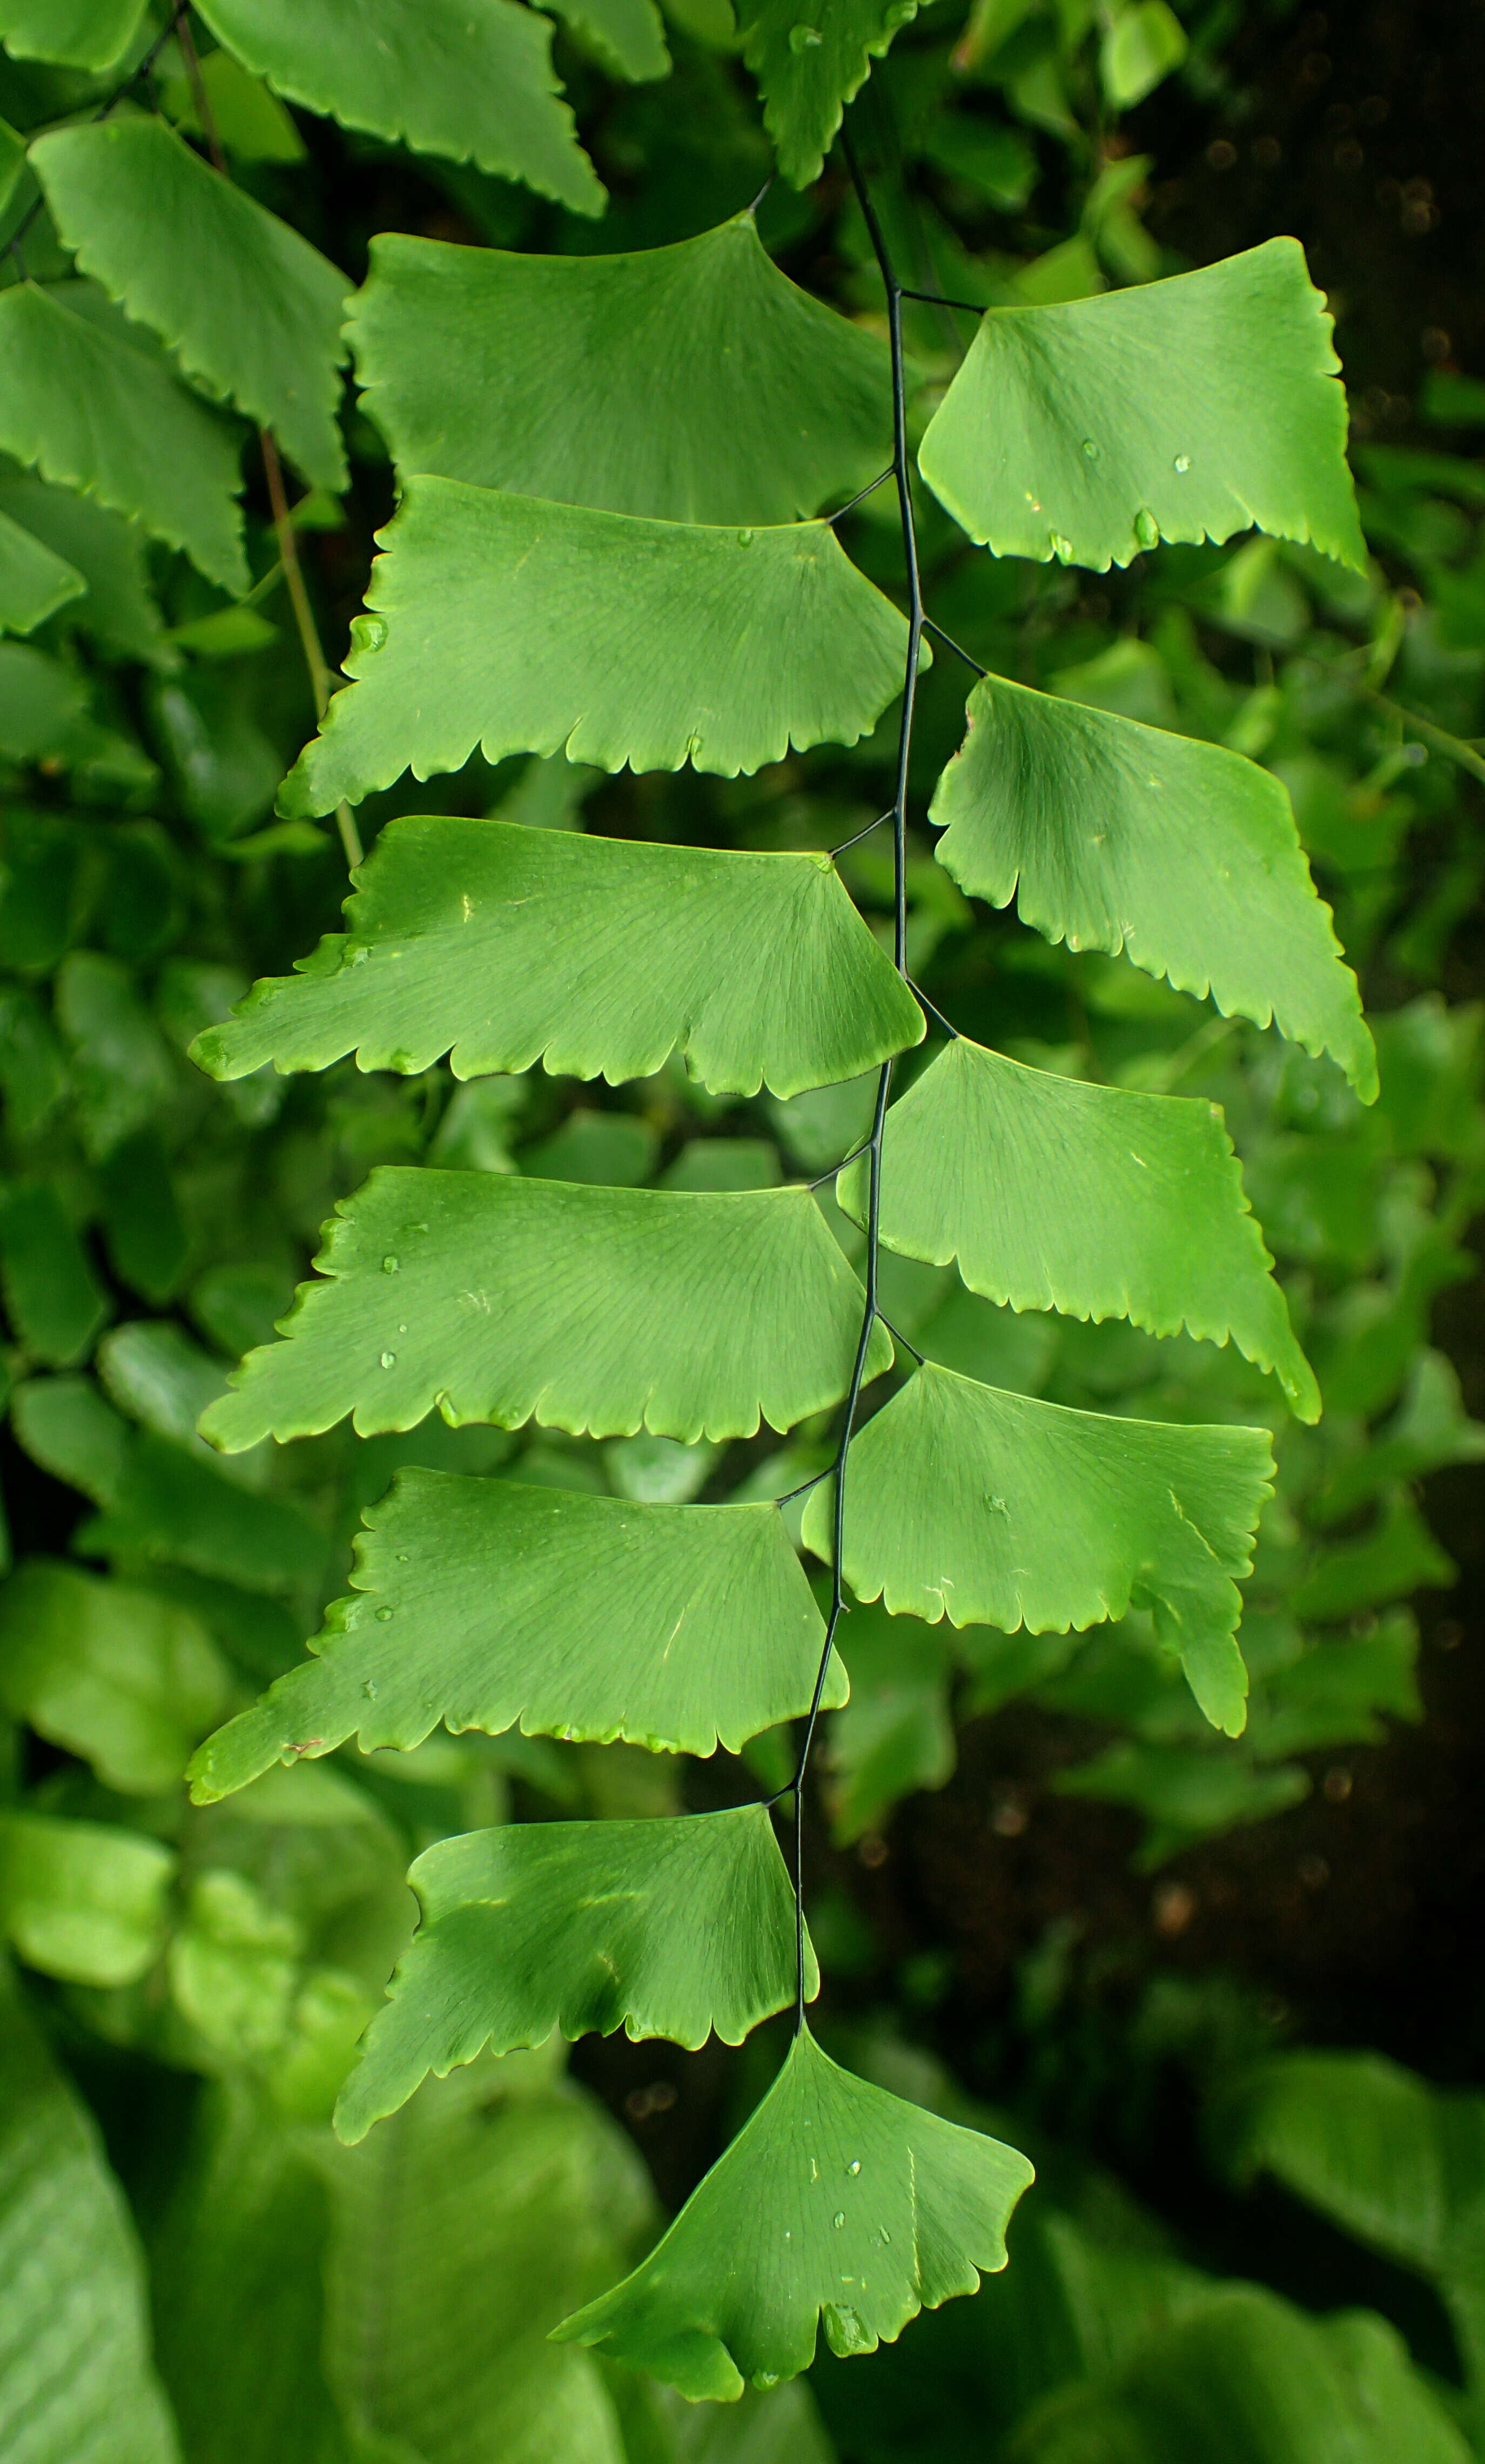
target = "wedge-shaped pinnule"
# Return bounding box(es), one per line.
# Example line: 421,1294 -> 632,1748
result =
0,282 -> 246,595
802,1364 -> 1273,1734
189,1475 -> 842,1800
199,1174 -> 893,1453
0,0 -> 146,72
930,671 -> 1376,1100
194,0 -> 603,215
336,1805 -> 808,2141
544,0 -> 669,82
351,214 -> 889,523
280,482 -> 912,815
738,0 -> 937,190
838,1038 -> 1319,1419
554,2022 -> 1034,2398
32,118 -> 351,490
0,507 -> 84,634
918,240 -> 1366,574
193,819 -> 923,1098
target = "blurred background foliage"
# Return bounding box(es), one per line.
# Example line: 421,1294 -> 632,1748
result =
1,1 -> 1482,2458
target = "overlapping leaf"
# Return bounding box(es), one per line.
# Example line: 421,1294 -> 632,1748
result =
196,0 -> 604,214
0,1811 -> 174,1985
189,1473 -> 842,1798
802,1364 -> 1273,1733
350,213 -> 890,522
33,116 -> 351,488
200,1174 -> 891,1452
738,0 -> 939,188
280,481 -> 911,814
929,671 -> 1376,1099
546,0 -> 669,77
918,240 -> 1366,572
0,281 -> 246,594
193,818 -> 923,1097
339,1806 -> 808,2140
0,505 -> 84,634
0,1559 -> 228,1792
0,0 -> 146,71
0,473 -> 165,662
554,2023 -> 1033,2398
839,1038 -> 1319,1416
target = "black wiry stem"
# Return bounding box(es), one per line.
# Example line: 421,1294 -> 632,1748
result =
898,287 -> 986,317
924,615 -> 988,678
788,125 -> 930,2030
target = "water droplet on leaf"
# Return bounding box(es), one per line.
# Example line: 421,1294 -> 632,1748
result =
1050,533 -> 1075,564
355,614 -> 387,653
1173,453 -> 1192,474
846,2159 -> 862,2176
1081,437 -> 1099,459
375,1606 -> 394,1624
362,1678 -> 378,1697
736,528 -> 755,546
382,1255 -> 399,1274
379,1350 -> 397,1369
833,2212 -> 845,2230
788,20 -> 822,48
1134,508 -> 1160,550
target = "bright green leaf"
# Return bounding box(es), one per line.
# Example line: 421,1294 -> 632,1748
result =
0,1809 -> 174,1985
546,0 -> 670,78
0,1558 -> 228,1792
0,0 -> 146,71
0,472 -> 167,663
0,1181 -> 107,1366
350,214 -> 890,522
339,1805 -> 807,2140
738,0 -> 940,188
11,1375 -> 130,1504
161,46 -> 310,163
0,504 -> 85,634
918,240 -> 1366,574
554,2022 -> 1033,2398
839,1038 -> 1319,1417
803,1363 -> 1272,1731
192,818 -> 923,1099
194,0 -> 604,214
279,481 -> 911,814
33,116 -> 351,489
929,671 -> 1376,1099
1099,0 -> 1187,110
189,1472 -> 843,1798
200,1173 -> 891,1452
0,281 -> 246,594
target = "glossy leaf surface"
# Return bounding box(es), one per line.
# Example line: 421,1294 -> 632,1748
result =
351,214 -> 889,522
195,0 -> 603,213
839,1037 -> 1319,1416
930,671 -> 1376,1099
194,818 -> 923,1097
555,2023 -> 1033,2398
189,1473 -> 842,1798
33,117 -> 351,489
339,1806 -> 808,2139
803,1363 -> 1272,1732
919,241 -> 1365,573
201,1174 -> 891,1451
738,0 -> 938,188
280,481 -> 910,813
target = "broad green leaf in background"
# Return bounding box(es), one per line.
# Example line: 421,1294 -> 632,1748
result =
839,1038 -> 1319,1417
190,1476 -> 842,1798
0,1974 -> 178,2464
1056,1741 -> 1311,1867
350,214 -> 890,522
0,282 -> 246,594
194,0 -> 604,215
555,2022 -> 1033,2398
33,117 -> 351,490
0,1810 -> 174,1984
737,0 -> 939,188
201,1174 -> 892,1451
546,0 -> 670,77
803,1363 -> 1273,1732
0,1559 -> 227,1793
0,504 -> 84,634
0,1181 -> 107,1365
194,819 -> 923,1097
930,672 -> 1377,1099
280,481 -> 911,813
826,1595 -> 956,1845
76,1433 -> 327,1594
918,241 -> 1367,573
339,1806 -> 807,2138
1099,0 -> 1187,110
0,472 -> 167,663
0,0 -> 146,71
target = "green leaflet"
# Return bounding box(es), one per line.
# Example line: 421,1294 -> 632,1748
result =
802,1363 -> 1273,1734
200,1174 -> 892,1452
192,818 -> 923,1098
0,1975 -> 178,2464
838,1038 -> 1319,1418
189,1474 -> 842,1796
0,473 -> 166,662
33,117 -> 351,490
0,1181 -> 108,1366
554,2022 -> 1033,2397
0,281 -> 246,595
349,215 -> 890,523
279,481 -> 911,814
0,504 -> 85,634
0,1810 -> 174,1985
0,0 -> 146,71
738,0 -> 940,188
194,0 -> 604,216
918,240 -> 1366,574
930,671 -> 1376,1100
0,1559 -> 229,1793
545,0 -> 670,79
338,1806 -> 809,2139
